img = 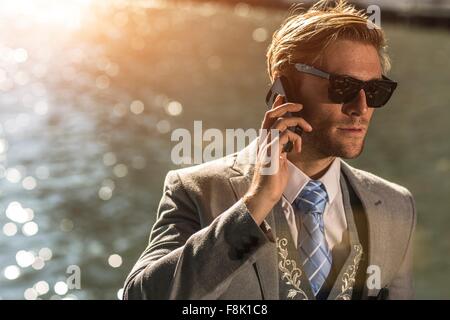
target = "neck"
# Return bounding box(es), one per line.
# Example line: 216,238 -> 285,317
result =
287,151 -> 336,180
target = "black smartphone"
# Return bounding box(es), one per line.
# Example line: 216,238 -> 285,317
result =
265,75 -> 303,152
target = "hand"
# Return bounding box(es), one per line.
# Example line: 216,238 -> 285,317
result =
243,95 -> 312,225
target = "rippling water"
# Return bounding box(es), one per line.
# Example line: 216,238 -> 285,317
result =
0,0 -> 449,299
0,0 -> 180,299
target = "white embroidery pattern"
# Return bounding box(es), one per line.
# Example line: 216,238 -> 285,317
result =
335,244 -> 363,300
276,237 -> 308,300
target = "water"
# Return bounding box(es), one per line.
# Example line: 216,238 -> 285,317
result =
0,0 -> 175,299
0,1 -> 449,299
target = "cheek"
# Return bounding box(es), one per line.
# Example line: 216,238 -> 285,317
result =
305,105 -> 341,130
366,109 -> 375,122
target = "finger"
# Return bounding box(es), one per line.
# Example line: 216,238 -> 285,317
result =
279,129 -> 302,153
262,101 -> 303,129
272,117 -> 313,133
262,94 -> 286,129
268,129 -> 302,155
273,93 -> 284,109
265,101 -> 303,120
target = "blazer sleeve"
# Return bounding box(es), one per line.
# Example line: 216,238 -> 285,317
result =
123,170 -> 273,300
387,193 -> 417,300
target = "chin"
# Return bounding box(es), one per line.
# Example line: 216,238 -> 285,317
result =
309,133 -> 366,159
320,138 -> 365,159
336,141 -> 365,159
339,149 -> 363,159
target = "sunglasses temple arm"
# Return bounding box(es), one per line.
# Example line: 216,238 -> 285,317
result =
294,63 -> 330,80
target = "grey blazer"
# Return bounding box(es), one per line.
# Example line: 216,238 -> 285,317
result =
123,138 -> 416,300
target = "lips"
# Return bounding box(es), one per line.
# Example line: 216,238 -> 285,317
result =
339,127 -> 364,131
337,127 -> 365,135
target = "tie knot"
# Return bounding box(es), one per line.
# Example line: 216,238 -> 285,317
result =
293,180 -> 328,215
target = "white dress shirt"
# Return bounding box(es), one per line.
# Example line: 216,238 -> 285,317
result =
281,158 -> 349,255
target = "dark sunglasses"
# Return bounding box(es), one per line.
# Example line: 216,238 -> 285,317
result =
294,63 -> 397,108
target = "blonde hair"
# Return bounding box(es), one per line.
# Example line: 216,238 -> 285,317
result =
266,0 -> 391,82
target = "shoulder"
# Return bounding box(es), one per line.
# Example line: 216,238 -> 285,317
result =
164,153 -> 240,194
352,166 -> 413,199
344,164 -> 417,250
342,162 -> 416,221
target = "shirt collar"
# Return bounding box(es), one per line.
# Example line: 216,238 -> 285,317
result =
282,158 -> 341,205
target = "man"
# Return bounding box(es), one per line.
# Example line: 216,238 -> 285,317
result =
124,0 -> 416,300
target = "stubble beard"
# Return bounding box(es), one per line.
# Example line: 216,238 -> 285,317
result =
303,130 -> 367,160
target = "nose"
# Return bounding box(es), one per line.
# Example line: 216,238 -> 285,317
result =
342,89 -> 369,117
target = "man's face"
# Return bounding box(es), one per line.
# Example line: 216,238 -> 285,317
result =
295,39 -> 383,159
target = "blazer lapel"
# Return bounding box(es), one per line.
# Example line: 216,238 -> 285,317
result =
341,161 -> 390,297
326,172 -> 364,300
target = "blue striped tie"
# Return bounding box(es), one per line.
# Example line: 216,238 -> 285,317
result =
293,180 -> 331,296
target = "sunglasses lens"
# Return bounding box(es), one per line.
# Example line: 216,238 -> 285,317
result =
328,76 -> 361,104
329,76 -> 397,108
365,80 -> 397,108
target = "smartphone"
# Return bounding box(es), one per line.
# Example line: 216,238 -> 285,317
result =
265,75 -> 303,152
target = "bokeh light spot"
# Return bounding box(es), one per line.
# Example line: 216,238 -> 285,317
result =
6,201 -> 30,223
16,250 -> 35,268
165,101 -> 183,116
156,120 -> 170,134
24,288 -> 38,300
22,221 -> 39,236
22,176 -> 37,190
35,281 -> 50,295
39,248 -> 53,261
54,281 -> 68,295
35,166 -> 50,179
252,27 -> 268,42
103,152 -> 117,166
108,254 -> 123,268
6,168 -> 22,183
4,265 -> 21,280
98,186 -> 113,200
32,257 -> 45,270
3,222 -> 18,236
130,100 -> 144,115
113,164 -> 128,178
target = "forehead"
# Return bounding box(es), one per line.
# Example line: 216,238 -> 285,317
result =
321,40 -> 383,81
